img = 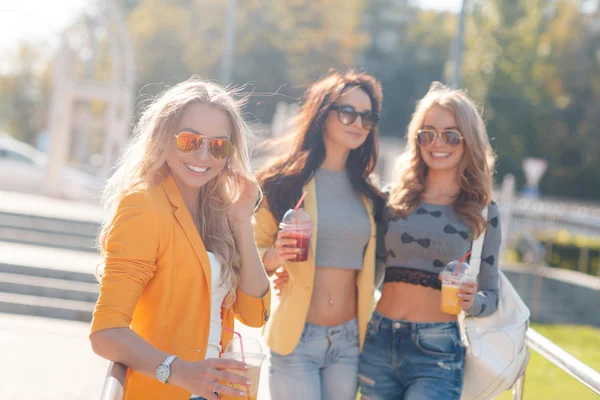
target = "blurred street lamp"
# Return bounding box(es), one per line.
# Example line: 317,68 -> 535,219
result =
522,157 -> 548,199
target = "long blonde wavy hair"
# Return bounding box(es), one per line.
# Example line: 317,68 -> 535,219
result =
388,82 -> 496,238
98,77 -> 258,297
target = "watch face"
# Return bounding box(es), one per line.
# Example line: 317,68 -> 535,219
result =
156,365 -> 169,383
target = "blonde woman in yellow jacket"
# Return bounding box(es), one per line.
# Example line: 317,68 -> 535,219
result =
89,78 -> 270,400
253,70 -> 386,400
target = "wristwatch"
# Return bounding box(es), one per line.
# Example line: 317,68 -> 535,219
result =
156,355 -> 178,384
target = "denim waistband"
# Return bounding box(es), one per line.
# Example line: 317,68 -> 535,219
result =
370,310 -> 459,334
302,318 -> 358,340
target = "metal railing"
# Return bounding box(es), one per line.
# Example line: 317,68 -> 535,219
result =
100,328 -> 600,400
100,362 -> 127,400
512,328 -> 600,399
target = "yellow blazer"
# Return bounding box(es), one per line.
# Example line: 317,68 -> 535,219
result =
90,174 -> 270,400
253,177 -> 376,356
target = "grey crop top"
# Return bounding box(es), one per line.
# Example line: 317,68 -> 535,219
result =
379,201 -> 502,317
314,168 -> 371,270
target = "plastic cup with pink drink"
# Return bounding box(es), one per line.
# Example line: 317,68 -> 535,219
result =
279,208 -> 313,262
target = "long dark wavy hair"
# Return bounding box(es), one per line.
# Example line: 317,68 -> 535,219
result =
257,70 -> 386,222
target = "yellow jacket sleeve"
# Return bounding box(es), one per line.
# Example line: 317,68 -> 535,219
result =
90,191 -> 160,335
252,200 -> 279,260
232,287 -> 271,327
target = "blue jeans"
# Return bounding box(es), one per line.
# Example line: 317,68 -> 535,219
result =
269,319 -> 360,400
358,311 -> 465,400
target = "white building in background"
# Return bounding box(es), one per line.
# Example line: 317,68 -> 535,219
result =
45,1 -> 134,199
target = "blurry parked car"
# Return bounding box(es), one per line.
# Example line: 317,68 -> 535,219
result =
0,133 -> 104,202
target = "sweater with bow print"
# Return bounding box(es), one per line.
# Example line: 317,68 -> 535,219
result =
378,201 -> 501,317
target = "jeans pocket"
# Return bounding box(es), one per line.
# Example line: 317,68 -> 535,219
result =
298,325 -> 310,345
415,333 -> 458,358
365,320 -> 377,341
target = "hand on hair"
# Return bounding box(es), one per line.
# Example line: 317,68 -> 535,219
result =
227,178 -> 260,223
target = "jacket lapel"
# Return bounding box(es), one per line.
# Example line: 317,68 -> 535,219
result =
361,195 -> 376,240
357,194 -> 376,289
162,175 -> 211,295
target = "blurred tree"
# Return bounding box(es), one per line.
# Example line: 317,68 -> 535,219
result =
0,42 -> 48,145
357,0 -> 456,137
463,0 -> 600,200
114,0 -> 367,122
234,0 -> 368,120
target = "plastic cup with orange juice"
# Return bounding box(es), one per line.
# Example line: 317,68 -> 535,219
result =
220,333 -> 265,400
440,260 -> 475,315
220,353 -> 264,400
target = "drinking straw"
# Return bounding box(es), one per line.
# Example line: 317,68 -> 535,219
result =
223,327 -> 245,362
294,191 -> 308,212
456,250 -> 472,277
223,326 -> 251,399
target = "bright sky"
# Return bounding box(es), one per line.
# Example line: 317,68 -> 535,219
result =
417,0 -> 462,13
0,0 -> 90,50
0,0 -> 462,53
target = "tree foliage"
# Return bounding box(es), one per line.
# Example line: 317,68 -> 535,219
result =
2,0 -> 600,200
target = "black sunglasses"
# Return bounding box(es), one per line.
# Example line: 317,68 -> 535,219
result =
329,104 -> 380,130
417,129 -> 464,147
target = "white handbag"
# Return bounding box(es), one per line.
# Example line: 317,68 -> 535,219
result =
459,207 -> 530,400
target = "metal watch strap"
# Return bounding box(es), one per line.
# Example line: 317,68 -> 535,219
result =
157,355 -> 177,383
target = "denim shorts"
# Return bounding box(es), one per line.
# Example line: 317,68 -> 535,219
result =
358,311 -> 465,400
269,319 -> 360,400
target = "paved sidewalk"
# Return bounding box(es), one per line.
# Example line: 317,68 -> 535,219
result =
0,313 -> 272,399
0,313 -> 108,399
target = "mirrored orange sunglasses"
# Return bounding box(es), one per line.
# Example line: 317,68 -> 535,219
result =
175,131 -> 233,160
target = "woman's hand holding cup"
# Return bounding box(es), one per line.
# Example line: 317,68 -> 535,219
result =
458,280 -> 478,311
273,230 -> 300,263
170,358 -> 250,400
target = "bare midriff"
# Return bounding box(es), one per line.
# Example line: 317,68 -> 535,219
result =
305,266 -> 358,326
376,281 -> 458,322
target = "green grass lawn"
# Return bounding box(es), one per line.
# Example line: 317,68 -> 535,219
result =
497,324 -> 600,400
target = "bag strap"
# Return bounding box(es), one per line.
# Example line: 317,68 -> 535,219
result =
470,206 -> 488,279
459,206 -> 489,346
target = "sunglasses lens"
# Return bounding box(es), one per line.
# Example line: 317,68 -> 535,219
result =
417,131 -> 434,145
362,113 -> 379,130
176,132 -> 203,152
337,107 -> 357,126
443,131 -> 462,146
209,139 -> 233,159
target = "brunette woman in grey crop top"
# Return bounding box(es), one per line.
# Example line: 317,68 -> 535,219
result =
255,71 -> 386,400
359,82 -> 502,400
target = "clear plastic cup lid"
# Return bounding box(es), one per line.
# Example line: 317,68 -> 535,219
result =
280,208 -> 313,228
441,260 -> 472,278
224,336 -> 264,355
